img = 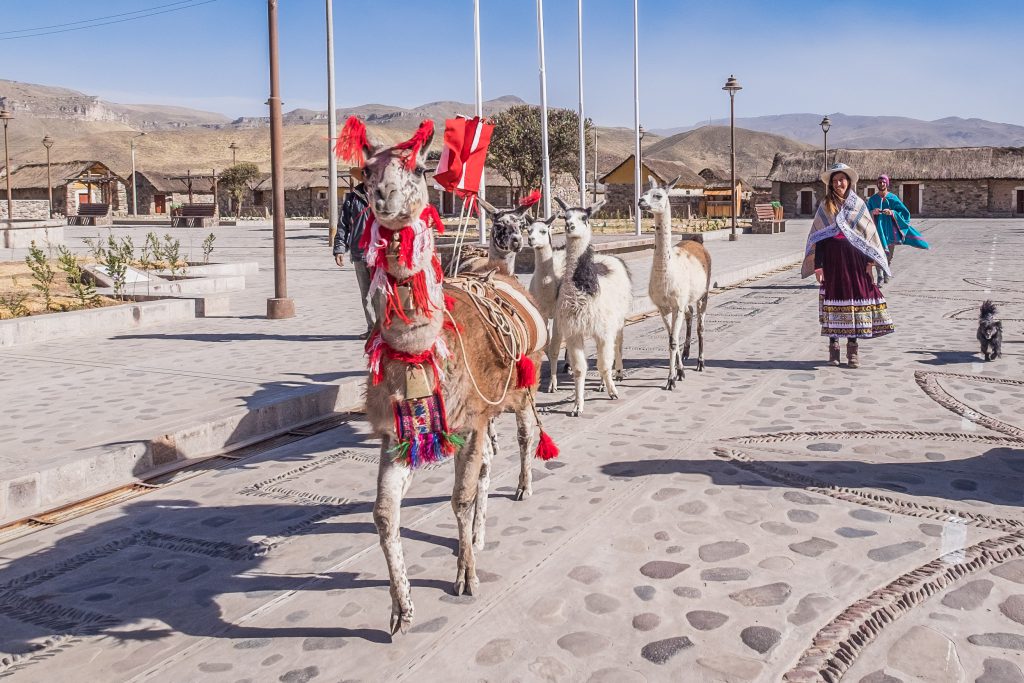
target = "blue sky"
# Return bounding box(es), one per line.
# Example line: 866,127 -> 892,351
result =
1,0 -> 1022,128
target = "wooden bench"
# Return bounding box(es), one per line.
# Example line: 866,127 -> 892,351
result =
171,203 -> 218,228
751,203 -> 785,234
67,203 -> 113,227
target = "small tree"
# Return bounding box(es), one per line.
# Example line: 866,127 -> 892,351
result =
25,241 -> 56,311
488,104 -> 594,197
201,232 -> 216,264
219,162 -> 261,218
57,245 -> 98,308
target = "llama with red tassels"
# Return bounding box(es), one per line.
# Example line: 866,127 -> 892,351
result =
338,116 -> 559,636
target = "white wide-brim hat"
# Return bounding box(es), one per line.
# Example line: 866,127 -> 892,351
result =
820,162 -> 859,188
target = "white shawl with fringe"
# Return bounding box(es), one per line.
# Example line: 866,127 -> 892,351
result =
800,191 -> 891,279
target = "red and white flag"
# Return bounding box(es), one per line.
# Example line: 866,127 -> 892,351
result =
433,116 -> 493,212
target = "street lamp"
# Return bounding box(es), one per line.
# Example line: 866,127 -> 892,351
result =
130,132 -> 146,216
228,141 -> 239,166
722,75 -> 742,241
819,116 -> 831,170
42,135 -> 54,217
1,110 -> 13,225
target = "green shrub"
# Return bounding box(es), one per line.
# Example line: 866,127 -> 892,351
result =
25,241 -> 56,311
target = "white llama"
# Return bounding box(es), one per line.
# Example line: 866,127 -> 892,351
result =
638,175 -> 712,389
555,198 -> 632,416
526,214 -> 567,392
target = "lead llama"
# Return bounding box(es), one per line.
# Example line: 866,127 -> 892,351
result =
336,117 -> 558,634
638,175 -> 712,388
555,198 -> 633,416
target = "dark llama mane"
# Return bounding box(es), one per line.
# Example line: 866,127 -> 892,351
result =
572,246 -> 610,296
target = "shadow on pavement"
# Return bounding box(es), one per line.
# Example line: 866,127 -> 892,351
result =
906,349 -> 983,366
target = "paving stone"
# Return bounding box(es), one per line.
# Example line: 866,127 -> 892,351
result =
640,636 -> 693,665
279,667 -> 320,683
851,509 -> 890,523
584,593 -> 621,615
568,565 -> 602,585
968,633 -> 1024,650
859,671 -> 904,683
789,593 -> 832,626
998,595 -> 1024,626
940,579 -> 994,611
783,491 -> 831,506
528,656 -> 572,680
729,582 -> 792,607
740,626 -> 780,654
836,527 -> 877,538
474,638 -> 515,666
992,560 -> 1024,585
587,668 -> 647,683
634,585 -> 657,601
788,509 -> 819,524
673,586 -> 701,598
698,541 -> 749,562
701,567 -> 751,582
697,656 -> 764,681
886,626 -> 964,682
868,541 -> 926,562
761,521 -> 799,536
640,561 -> 689,579
977,658 -> 1024,683
632,613 -> 661,631
686,610 -> 729,631
789,537 -> 838,557
557,631 -> 611,658
301,637 -> 346,651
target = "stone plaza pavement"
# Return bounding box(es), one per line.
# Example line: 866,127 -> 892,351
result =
2,218 -> 1024,681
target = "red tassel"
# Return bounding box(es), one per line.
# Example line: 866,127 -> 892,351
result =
393,119 -> 434,170
536,430 -> 559,460
444,294 -> 455,311
515,354 -> 537,389
397,227 -> 414,268
358,213 -> 375,252
337,116 -> 369,165
422,204 -> 444,233
408,270 -> 436,315
432,255 -> 444,283
519,189 -> 541,208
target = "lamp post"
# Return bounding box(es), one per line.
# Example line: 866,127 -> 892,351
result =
638,123 -> 646,197
819,116 -> 831,170
42,135 -> 54,217
1,110 -> 12,225
130,132 -> 145,216
722,75 -> 742,241
228,141 -> 239,166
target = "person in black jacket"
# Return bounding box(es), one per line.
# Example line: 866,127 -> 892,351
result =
333,168 -> 374,339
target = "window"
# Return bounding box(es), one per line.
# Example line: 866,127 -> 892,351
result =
865,186 -> 876,197
317,190 -> 327,200
253,190 -> 264,204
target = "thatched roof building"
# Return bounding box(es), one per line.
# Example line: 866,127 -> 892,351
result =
6,161 -> 127,216
768,147 -> 1024,218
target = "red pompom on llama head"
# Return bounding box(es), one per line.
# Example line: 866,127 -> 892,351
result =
335,116 -> 372,166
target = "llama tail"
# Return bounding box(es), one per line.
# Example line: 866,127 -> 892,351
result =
981,300 -> 997,319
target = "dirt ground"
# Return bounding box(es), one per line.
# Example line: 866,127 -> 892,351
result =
0,260 -> 119,319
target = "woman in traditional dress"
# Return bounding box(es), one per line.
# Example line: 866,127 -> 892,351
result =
866,173 -> 930,285
801,163 -> 894,368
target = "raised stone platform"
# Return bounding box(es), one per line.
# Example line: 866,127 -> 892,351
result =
1,219 -> 64,249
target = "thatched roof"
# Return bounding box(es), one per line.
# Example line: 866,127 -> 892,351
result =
134,171 -> 216,193
600,154 -> 705,188
768,147 -> 1024,183
6,161 -> 124,189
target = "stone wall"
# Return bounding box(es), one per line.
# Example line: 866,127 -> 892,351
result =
775,179 -> 1024,218
0,199 -> 51,220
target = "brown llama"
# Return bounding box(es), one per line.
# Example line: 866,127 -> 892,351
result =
336,117 -> 558,635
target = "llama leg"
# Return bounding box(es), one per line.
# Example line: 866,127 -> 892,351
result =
373,443 -> 415,634
546,318 -> 562,393
682,306 -> 693,361
472,436 -> 493,550
696,295 -> 707,372
486,418 -> 500,459
666,309 -> 686,390
453,427 -> 485,595
596,335 -> 619,400
568,338 -> 588,417
514,403 -> 538,501
614,327 -> 624,382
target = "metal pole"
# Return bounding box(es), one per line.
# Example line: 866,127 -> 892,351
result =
729,91 -> 737,240
267,0 -> 295,319
632,0 -> 641,235
593,127 -> 598,203
326,0 -> 339,248
537,0 -> 552,218
44,146 -> 52,217
2,117 -> 12,225
576,0 -> 586,206
131,138 -> 138,216
474,0 -> 487,244
823,129 -> 828,170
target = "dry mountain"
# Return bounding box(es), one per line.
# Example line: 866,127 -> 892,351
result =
644,125 -> 814,181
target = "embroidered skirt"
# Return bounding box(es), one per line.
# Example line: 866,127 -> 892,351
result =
817,236 -> 894,339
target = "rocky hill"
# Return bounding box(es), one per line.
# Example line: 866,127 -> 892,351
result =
644,126 -> 814,182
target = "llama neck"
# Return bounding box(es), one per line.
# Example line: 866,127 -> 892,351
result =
562,235 -> 591,285
533,244 -> 556,277
488,242 -> 517,274
652,205 -> 673,270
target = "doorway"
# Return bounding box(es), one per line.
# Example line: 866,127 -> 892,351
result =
902,183 -> 921,214
799,190 -> 814,215
154,194 -> 166,214
1016,189 -> 1024,215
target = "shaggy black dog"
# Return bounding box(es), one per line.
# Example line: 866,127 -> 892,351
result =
977,300 -> 1003,361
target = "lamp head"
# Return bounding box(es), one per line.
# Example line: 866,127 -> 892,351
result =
722,75 -> 742,93
42,135 -> 54,149
820,116 -> 831,134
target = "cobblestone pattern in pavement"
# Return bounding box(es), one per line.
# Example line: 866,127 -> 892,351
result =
1,219 -> 1023,681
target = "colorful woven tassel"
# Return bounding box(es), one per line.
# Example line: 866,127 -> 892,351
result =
515,354 -> 537,389
536,430 -> 559,460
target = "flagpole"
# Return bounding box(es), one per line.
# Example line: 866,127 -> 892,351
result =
632,0 -> 641,235
475,0 -> 487,245
577,0 -> 586,207
537,0 -> 552,218
326,0 -> 339,249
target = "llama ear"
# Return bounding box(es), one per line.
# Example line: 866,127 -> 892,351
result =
544,214 -> 559,226
647,174 -> 658,190
477,196 -> 498,215
586,199 -> 607,218
554,197 -> 570,212
664,175 -> 681,190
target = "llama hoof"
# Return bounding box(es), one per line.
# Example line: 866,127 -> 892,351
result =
595,384 -> 605,393
676,367 -> 685,380
608,388 -> 620,400
696,359 -> 705,372
570,407 -> 582,417
513,486 -> 532,501
545,381 -> 558,393
454,568 -> 479,596
561,362 -> 571,374
614,370 -> 624,382
663,378 -> 675,391
682,346 -> 691,360
390,606 -> 413,636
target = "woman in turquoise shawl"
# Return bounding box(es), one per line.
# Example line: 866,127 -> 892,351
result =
866,174 -> 929,284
